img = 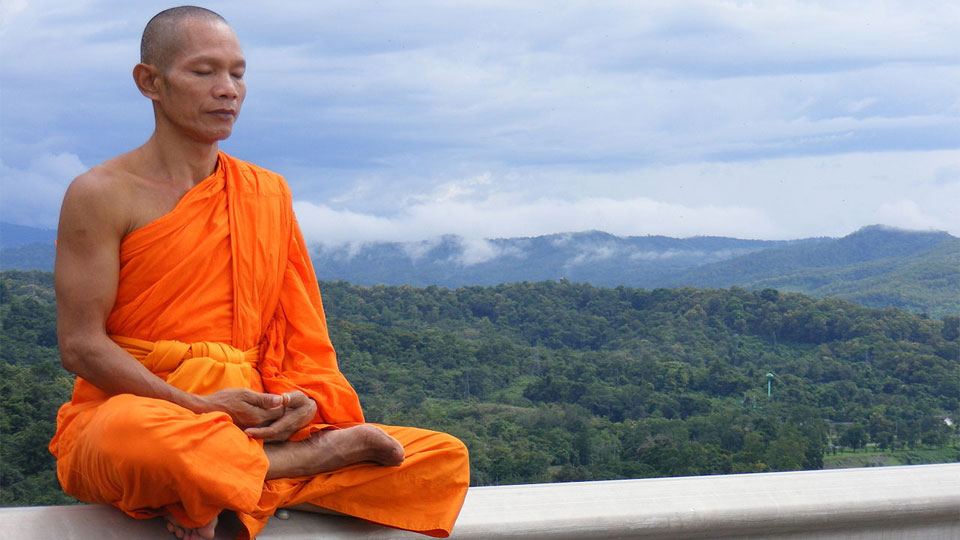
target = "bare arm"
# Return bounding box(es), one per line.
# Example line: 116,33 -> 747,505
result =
54,171 -> 283,428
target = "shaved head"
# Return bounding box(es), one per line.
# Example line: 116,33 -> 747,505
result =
140,6 -> 229,70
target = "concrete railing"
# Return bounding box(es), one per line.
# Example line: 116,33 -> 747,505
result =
1,463 -> 957,539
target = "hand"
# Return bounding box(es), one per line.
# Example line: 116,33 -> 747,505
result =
243,390 -> 317,442
201,388 -> 285,429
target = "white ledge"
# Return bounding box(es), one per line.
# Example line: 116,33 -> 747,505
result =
1,463 -> 958,539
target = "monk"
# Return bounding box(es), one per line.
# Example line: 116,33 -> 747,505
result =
48,6 -> 469,540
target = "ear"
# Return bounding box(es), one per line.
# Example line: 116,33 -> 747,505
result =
133,63 -> 162,100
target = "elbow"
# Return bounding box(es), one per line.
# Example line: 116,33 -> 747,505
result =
57,338 -> 83,375
57,332 -> 96,376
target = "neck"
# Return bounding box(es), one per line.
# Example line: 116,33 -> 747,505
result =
137,126 -> 222,188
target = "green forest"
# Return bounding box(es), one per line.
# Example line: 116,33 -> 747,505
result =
1,270 -> 957,506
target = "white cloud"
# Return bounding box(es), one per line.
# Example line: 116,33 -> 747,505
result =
0,153 -> 86,228
873,201 -> 948,232
452,238 -> 506,266
631,249 -> 701,261
401,238 -> 443,262
293,201 -> 396,245
934,164 -> 960,187
291,148 -> 960,245
3,1 -> 959,243
407,173 -> 493,205
292,194 -> 777,247
567,243 -> 620,267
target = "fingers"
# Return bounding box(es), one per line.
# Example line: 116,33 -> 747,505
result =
245,411 -> 299,441
207,389 -> 285,428
285,391 -> 317,417
251,390 -> 284,410
244,422 -> 289,441
244,424 -> 281,441
208,389 -> 314,434
281,390 -> 306,408
244,396 -> 314,442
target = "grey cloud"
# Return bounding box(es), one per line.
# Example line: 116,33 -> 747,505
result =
3,1 -> 959,240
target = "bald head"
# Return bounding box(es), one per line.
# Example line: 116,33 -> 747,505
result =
140,6 -> 229,70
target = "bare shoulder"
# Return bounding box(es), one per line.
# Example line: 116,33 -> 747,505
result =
59,155 -> 139,242
63,155 -> 136,210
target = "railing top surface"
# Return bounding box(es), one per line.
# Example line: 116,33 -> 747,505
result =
2,463 -> 958,539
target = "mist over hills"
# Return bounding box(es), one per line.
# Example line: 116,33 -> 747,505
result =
308,225 -> 958,316
310,231 -> 820,289
2,222 -> 956,316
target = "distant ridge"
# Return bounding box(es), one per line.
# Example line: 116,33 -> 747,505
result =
0,222 -> 56,271
0,243 -> 55,272
660,225 -> 954,288
0,222 -> 56,249
2,222 -> 956,316
309,226 -> 958,316
311,230 -> 812,288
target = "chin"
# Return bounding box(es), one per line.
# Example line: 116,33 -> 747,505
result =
201,128 -> 235,143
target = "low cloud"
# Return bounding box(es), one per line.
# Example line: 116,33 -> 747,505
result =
630,249 -> 702,261
567,243 -> 620,267
452,238 -> 508,266
293,195 -> 777,248
402,237 -> 444,262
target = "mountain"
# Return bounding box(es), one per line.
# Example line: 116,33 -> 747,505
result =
0,243 -> 55,272
310,226 -> 958,316
311,231 -> 815,288
656,226 -> 959,316
801,238 -> 959,311
659,226 -> 955,288
0,223 -> 56,272
0,223 -> 56,249
2,221 -> 956,316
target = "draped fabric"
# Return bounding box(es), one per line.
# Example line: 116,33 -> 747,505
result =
49,152 -> 469,539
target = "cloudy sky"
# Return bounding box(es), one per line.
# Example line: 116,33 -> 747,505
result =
2,0 -> 958,246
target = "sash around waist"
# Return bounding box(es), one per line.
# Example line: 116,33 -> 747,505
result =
110,335 -> 262,395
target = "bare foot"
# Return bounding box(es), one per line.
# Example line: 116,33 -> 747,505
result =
164,513 -> 218,540
265,424 -> 404,479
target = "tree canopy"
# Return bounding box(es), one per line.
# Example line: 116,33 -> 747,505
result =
1,271 -> 957,505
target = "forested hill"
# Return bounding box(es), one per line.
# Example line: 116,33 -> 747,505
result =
1,270 -> 957,504
663,227 -> 960,317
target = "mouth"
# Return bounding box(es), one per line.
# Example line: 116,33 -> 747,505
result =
209,109 -> 237,119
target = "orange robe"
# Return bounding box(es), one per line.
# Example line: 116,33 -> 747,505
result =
49,152 -> 469,539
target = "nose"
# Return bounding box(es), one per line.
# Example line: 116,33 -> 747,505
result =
214,73 -> 241,100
